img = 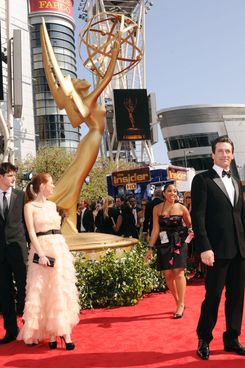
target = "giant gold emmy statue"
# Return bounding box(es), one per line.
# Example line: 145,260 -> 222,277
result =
40,13 -> 143,253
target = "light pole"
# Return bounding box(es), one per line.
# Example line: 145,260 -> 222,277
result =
6,0 -> 15,163
183,150 -> 193,168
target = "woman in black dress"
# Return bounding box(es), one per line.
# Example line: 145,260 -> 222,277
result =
95,197 -> 119,234
114,202 -> 138,239
145,183 -> 192,318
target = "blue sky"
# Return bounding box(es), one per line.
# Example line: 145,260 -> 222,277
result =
75,0 -> 245,163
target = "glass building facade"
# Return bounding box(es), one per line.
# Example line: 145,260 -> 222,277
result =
166,132 -> 218,151
29,1 -> 80,152
166,132 -> 218,169
171,155 -> 213,171
158,104 -> 245,174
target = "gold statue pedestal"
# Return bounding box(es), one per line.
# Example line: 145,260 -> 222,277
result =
64,233 -> 138,261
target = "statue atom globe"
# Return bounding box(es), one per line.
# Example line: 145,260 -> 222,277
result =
79,12 -> 144,78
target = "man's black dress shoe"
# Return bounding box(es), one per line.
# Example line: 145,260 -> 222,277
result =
197,339 -> 210,360
0,331 -> 18,344
224,339 -> 245,355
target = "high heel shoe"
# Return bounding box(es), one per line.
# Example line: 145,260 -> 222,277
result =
60,336 -> 75,350
48,340 -> 57,349
173,304 -> 185,319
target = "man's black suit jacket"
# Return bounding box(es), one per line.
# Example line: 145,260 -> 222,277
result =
143,197 -> 163,235
76,208 -> 94,232
191,168 -> 245,259
0,188 -> 28,261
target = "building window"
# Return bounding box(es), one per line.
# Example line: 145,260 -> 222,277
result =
171,156 -> 213,170
166,132 -> 219,151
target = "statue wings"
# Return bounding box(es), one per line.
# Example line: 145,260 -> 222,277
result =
40,18 -> 89,128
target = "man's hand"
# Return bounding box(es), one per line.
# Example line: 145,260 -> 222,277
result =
200,250 -> 215,267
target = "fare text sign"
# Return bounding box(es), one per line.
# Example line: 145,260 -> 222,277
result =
30,0 -> 73,17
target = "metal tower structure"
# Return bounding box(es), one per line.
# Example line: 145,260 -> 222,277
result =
77,0 -> 155,163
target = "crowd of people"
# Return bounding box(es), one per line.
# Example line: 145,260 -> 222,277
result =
76,194 -> 149,238
76,188 -> 201,282
0,136 -> 245,361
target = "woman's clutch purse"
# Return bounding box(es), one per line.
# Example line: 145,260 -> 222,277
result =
184,232 -> 194,244
33,253 -> 55,267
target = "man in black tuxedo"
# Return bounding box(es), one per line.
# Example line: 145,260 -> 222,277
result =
0,162 -> 28,344
191,136 -> 245,360
76,198 -> 94,232
128,196 -> 141,233
143,188 -> 163,236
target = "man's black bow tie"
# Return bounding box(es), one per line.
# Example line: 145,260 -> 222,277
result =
222,170 -> 231,178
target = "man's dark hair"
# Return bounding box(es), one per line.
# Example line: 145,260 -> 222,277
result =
116,195 -> 125,202
0,162 -> 18,175
211,135 -> 234,154
153,188 -> 163,199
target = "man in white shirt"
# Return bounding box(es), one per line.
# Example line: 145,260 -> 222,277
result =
76,198 -> 94,232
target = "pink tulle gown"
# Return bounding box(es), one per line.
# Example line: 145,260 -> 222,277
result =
17,201 -> 80,345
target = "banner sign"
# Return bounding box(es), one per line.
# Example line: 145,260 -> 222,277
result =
126,183 -> 137,191
0,23 -> 3,101
30,0 -> 73,17
168,166 -> 187,181
114,89 -> 151,141
112,167 -> 151,187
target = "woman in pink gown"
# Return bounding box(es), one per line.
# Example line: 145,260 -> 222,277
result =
17,173 -> 80,349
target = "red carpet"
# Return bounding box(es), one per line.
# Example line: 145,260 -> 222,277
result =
0,281 -> 244,368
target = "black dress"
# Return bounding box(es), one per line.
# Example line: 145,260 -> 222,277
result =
116,205 -> 138,238
95,207 -> 119,234
156,215 -> 188,271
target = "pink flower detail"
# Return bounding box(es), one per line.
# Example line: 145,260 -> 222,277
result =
174,249 -> 180,254
176,242 -> 181,247
169,258 -> 173,265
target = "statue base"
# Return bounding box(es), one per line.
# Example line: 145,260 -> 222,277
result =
64,232 -> 138,261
